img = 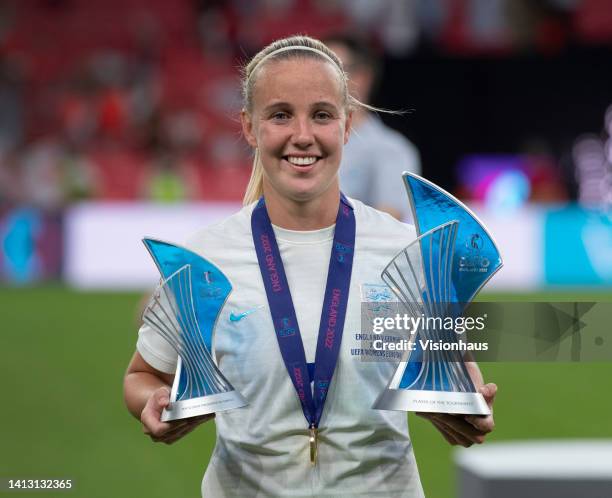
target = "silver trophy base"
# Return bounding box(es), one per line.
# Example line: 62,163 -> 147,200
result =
373,388 -> 490,415
161,390 -> 247,422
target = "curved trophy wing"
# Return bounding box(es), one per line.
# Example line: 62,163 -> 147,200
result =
143,238 -> 231,352
403,172 -> 503,303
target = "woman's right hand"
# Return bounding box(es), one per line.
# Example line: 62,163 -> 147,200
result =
140,386 -> 215,445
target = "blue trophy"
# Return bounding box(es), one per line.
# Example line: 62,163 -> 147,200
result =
373,173 -> 502,415
142,239 -> 247,421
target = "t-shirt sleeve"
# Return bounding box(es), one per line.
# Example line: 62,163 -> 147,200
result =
136,321 -> 178,374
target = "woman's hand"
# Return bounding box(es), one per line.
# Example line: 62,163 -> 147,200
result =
416,383 -> 497,447
140,386 -> 215,445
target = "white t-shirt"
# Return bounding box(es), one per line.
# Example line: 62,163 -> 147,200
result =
137,198 -> 425,498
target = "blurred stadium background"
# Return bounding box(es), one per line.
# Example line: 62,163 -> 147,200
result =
1,0 -> 611,497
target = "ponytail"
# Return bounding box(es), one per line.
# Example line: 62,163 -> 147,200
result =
242,149 -> 264,205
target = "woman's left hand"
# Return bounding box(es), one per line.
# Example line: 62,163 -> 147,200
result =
416,383 -> 497,447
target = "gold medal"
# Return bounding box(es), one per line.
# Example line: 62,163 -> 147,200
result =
309,425 -> 318,465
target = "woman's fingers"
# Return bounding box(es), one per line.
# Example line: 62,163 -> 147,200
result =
430,414 -> 483,446
440,414 -> 486,441
428,418 -> 463,446
464,414 -> 495,433
148,413 -> 215,444
141,387 -> 172,437
139,385 -> 217,445
157,420 -> 203,444
465,383 -> 497,432
480,383 -> 497,407
418,411 -> 488,446
434,419 -> 474,447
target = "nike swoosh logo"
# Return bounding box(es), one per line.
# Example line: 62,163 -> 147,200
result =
229,306 -> 264,322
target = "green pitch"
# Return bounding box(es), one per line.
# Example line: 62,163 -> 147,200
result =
2,287 -> 611,498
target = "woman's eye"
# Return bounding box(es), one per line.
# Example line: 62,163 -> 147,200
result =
271,112 -> 290,121
314,111 -> 332,121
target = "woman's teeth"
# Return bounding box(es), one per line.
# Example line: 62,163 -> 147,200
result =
286,156 -> 318,166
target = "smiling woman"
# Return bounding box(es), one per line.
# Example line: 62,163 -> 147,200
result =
240,37 -> 353,229
241,56 -> 350,226
123,34 -> 496,498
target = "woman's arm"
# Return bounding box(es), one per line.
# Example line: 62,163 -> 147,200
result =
123,351 -> 214,444
124,351 -> 174,419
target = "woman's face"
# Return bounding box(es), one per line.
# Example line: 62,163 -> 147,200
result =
242,57 -> 352,204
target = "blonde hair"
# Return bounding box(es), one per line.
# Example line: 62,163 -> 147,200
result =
241,35 -> 395,205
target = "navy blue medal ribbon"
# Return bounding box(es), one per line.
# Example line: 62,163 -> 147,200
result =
251,194 -> 355,435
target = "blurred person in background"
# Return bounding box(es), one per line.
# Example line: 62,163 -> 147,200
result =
139,108 -> 202,202
141,152 -> 190,202
19,135 -> 97,211
325,34 -> 421,221
0,146 -> 23,207
0,55 -> 25,207
0,55 -> 24,157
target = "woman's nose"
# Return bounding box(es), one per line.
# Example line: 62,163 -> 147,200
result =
291,117 -> 314,147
